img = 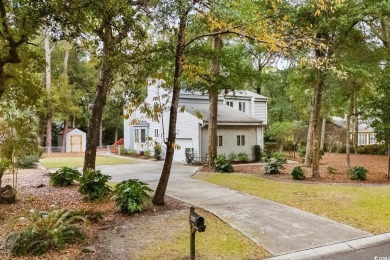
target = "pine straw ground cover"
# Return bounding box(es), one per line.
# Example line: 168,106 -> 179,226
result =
0,168 -> 269,260
196,153 -> 390,234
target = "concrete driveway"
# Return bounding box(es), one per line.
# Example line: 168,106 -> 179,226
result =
97,158 -> 377,258
96,159 -> 197,187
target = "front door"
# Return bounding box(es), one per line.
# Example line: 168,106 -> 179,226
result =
134,127 -> 148,151
70,135 -> 82,152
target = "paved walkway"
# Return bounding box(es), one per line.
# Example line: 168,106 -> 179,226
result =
97,157 -> 376,257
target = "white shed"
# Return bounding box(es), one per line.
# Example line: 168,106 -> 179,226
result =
65,128 -> 86,153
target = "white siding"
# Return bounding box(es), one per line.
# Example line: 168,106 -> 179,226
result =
254,101 -> 267,123
201,125 -> 259,161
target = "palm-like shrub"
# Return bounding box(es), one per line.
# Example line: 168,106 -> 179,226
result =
263,158 -> 284,174
349,166 -> 367,181
113,179 -> 152,213
214,155 -> 234,173
50,167 -> 81,186
79,169 -> 112,200
9,209 -> 86,256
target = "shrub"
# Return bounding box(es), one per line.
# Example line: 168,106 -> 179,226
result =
129,149 -> 137,156
9,209 -> 86,256
113,179 -> 153,214
263,158 -> 284,174
17,155 -> 39,168
214,155 -> 234,173
326,166 -> 337,174
228,152 -> 237,162
119,146 -> 128,155
253,145 -> 262,162
291,166 -> 306,180
357,144 -> 387,155
263,147 -> 274,160
153,143 -> 161,160
50,167 -> 81,186
79,169 -> 112,200
349,166 -> 367,181
185,148 -> 195,164
237,152 -> 249,162
143,150 -> 151,157
271,152 -> 287,163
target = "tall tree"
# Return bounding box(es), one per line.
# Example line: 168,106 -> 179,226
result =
0,0 -> 45,99
51,0 -> 149,172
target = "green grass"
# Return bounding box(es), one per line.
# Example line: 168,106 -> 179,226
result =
195,173 -> 390,234
40,156 -> 135,169
134,209 -> 270,260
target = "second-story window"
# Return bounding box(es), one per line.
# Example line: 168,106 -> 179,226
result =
239,102 -> 246,112
226,101 -> 233,107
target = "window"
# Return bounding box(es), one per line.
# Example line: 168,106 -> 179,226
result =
239,102 -> 246,112
226,101 -> 233,107
135,128 -> 146,143
237,135 -> 245,146
140,129 -> 146,143
358,133 -> 367,145
369,133 -> 377,144
218,136 -> 223,147
154,128 -> 159,138
135,129 -> 139,143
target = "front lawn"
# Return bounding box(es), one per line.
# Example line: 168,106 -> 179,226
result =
195,173 -> 390,234
40,156 -> 135,169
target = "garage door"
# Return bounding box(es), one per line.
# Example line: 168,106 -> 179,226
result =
173,138 -> 193,162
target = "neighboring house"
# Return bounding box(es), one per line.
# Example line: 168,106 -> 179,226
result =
325,116 -> 377,146
123,85 -> 267,162
57,128 -> 87,153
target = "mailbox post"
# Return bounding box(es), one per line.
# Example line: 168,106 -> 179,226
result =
189,207 -> 206,260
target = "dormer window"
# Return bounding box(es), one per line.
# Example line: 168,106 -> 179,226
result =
239,102 -> 246,112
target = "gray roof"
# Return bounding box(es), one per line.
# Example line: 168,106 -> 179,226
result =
330,116 -> 374,132
180,89 -> 267,101
181,102 -> 262,125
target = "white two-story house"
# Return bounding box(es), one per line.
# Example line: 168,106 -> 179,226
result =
123,84 -> 267,162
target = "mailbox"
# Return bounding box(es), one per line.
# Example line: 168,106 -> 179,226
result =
189,207 -> 206,260
189,207 -> 206,232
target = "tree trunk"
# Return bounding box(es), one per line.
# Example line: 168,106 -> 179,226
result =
320,117 -> 326,151
61,120 -> 68,153
152,11 -> 188,206
99,119 -> 103,147
304,98 -> 315,167
83,51 -> 112,172
311,70 -> 325,178
387,142 -> 390,179
115,127 -> 118,143
207,34 -> 223,167
44,35 -> 52,154
352,85 -> 358,153
346,105 -> 352,168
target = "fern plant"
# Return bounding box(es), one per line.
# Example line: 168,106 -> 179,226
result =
9,209 -> 86,256
113,179 -> 153,213
50,167 -> 81,186
79,169 -> 112,200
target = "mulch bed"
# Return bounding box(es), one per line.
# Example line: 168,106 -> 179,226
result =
200,153 -> 390,184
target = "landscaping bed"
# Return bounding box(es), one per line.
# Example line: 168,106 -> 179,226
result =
0,168 -> 268,259
201,153 -> 390,184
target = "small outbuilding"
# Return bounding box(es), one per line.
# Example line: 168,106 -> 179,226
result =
58,128 -> 86,153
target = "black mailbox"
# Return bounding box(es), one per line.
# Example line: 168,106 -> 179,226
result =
189,207 -> 206,232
